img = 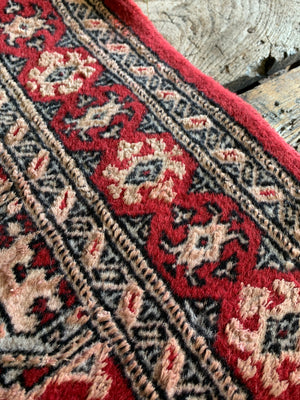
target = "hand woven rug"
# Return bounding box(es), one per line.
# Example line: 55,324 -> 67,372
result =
0,1 -> 300,399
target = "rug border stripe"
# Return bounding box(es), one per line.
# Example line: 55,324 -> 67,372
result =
103,0 -> 300,180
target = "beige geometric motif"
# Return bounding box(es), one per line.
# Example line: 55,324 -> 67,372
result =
117,282 -> 143,328
82,230 -> 105,269
253,186 -> 284,203
154,337 -> 184,397
182,115 -> 212,130
174,215 -> 238,273
7,199 -> 22,215
107,43 -> 130,53
226,279 -> 300,397
0,233 -> 62,333
103,138 -> 186,205
0,324 -> 5,338
84,19 -> 109,30
214,148 -> 246,163
117,141 -> 143,161
7,222 -> 22,237
0,234 -> 34,293
0,89 -> 8,108
27,149 -> 50,180
3,14 -> 45,45
74,97 -> 122,132
0,174 -> 19,220
66,306 -> 90,326
51,186 -> 76,224
1,269 -> 62,333
156,90 -> 181,102
0,171 -> 21,213
5,118 -> 28,146
0,174 -> 12,195
27,51 -> 96,96
130,66 -> 155,76
148,178 -> 176,203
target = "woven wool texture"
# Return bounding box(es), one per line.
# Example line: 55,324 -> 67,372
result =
0,1 -> 300,399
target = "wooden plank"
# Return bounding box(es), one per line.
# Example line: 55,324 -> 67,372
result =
241,67 -> 300,151
135,0 -> 300,92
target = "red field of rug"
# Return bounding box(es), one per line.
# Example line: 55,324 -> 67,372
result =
0,1 -> 299,399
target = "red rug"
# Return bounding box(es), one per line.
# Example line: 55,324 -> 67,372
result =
0,1 -> 299,399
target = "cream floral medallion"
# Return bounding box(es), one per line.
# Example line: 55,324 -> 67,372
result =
226,279 -> 300,397
102,138 -> 186,205
176,215 -> 238,273
2,14 -> 46,45
26,51 -> 97,96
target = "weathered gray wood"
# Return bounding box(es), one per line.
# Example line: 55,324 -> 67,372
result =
241,67 -> 300,151
135,0 -> 300,92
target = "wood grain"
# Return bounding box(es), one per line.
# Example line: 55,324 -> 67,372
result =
241,66 -> 300,151
135,0 -> 300,91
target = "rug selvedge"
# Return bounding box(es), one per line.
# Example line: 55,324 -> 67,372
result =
0,0 -> 299,399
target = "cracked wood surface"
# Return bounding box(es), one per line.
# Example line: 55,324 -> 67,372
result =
241,67 -> 300,152
135,0 -> 300,92
135,0 -> 300,150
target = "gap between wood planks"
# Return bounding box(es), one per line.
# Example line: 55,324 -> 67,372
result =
136,0 -> 300,151
240,63 -> 300,152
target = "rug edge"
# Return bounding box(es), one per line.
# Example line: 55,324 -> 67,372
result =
103,0 -> 300,181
